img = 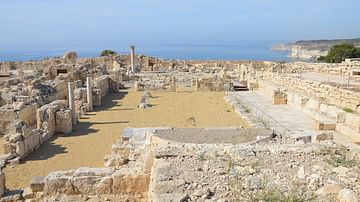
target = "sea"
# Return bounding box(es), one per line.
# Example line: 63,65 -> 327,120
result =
0,41 -> 293,62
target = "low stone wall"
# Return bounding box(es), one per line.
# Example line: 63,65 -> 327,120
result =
2,100 -> 72,160
37,100 -> 72,140
3,120 -> 41,159
263,73 -> 360,112
197,78 -> 226,91
259,79 -> 360,142
0,102 -> 38,135
93,75 -> 119,107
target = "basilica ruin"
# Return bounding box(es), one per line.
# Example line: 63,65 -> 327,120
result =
0,47 -> 359,201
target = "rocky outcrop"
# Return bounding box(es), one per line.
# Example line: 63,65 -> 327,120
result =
272,38 -> 360,60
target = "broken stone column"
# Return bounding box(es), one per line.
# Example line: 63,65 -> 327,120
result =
195,78 -> 199,92
139,95 -> 149,108
55,110 -> 72,134
68,82 -> 77,126
130,45 -> 136,73
86,77 -> 93,112
172,77 -> 176,91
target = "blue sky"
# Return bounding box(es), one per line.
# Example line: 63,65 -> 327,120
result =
0,0 -> 359,50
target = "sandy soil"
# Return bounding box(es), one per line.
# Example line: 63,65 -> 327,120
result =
5,89 -> 247,189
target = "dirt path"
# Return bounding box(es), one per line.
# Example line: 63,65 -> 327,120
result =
5,89 -> 247,189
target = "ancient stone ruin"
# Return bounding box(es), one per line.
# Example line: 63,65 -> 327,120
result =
0,49 -> 359,201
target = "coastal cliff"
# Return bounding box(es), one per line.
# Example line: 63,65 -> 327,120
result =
272,38 -> 360,60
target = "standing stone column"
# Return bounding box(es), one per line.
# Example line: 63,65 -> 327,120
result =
195,78 -> 199,92
68,82 -> 77,126
172,76 -> 176,91
86,77 -> 93,112
130,45 -> 136,73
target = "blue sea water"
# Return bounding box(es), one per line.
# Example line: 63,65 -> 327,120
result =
0,41 -> 292,62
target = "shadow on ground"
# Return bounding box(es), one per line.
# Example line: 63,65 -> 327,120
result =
20,91 -> 130,163
21,141 -> 67,162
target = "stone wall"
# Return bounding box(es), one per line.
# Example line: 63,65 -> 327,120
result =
262,73 -> 360,113
258,79 -> 360,142
37,100 -> 72,140
3,120 -> 41,159
1,100 -> 72,161
0,102 -> 37,135
93,75 -> 114,107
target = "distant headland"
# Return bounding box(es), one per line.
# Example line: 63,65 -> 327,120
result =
272,37 -> 360,60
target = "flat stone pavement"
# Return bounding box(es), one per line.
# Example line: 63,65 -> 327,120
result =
232,91 -> 318,137
231,91 -> 360,151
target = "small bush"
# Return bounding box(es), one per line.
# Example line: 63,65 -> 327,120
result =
326,154 -> 358,167
100,50 -> 117,57
343,107 -> 354,113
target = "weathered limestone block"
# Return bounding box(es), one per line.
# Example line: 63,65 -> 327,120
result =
22,187 -> 36,200
74,88 -> 87,102
55,79 -> 68,100
37,105 -> 56,136
111,172 -> 150,194
55,110 -> 72,134
31,176 -> 46,192
2,142 -> 13,154
37,100 -> 68,136
94,176 -> 113,195
24,131 -> 41,154
93,89 -> 102,107
15,140 -> 26,157
104,155 -> 127,167
305,99 -> 321,111
315,121 -> 336,130
109,79 -> 119,93
44,168 -> 113,196
272,90 -> 287,105
337,188 -> 359,202
344,113 -> 360,132
337,111 -> 347,123
315,132 -> 334,142
336,124 -> 360,142
18,102 -> 38,127
9,133 -> 22,143
93,75 -> 110,98
111,143 -> 130,159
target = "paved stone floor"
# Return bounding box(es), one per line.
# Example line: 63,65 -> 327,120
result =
233,91 -> 318,137
232,91 -> 360,151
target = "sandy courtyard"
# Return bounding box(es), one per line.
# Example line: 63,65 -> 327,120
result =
5,89 -> 247,189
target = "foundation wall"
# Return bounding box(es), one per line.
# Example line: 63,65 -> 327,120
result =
262,73 -> 360,113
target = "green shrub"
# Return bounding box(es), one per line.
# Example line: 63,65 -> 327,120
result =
318,43 -> 360,63
343,107 -> 354,113
100,50 -> 117,57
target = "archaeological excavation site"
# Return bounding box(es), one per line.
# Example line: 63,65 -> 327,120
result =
0,47 -> 359,202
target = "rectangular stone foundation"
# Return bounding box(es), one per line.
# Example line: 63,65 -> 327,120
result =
272,90 -> 287,105
316,121 -> 336,130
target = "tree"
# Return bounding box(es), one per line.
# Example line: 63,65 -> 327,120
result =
100,50 -> 117,57
318,43 -> 360,63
